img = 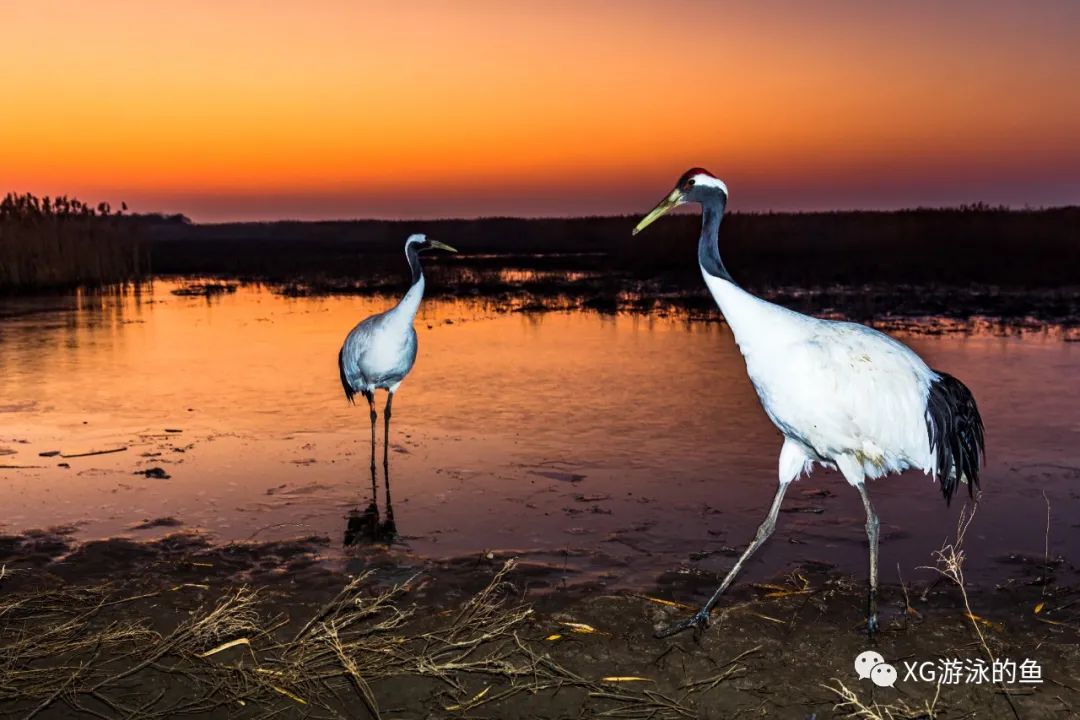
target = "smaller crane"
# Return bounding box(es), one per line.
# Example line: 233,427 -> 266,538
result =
338,234 -> 457,475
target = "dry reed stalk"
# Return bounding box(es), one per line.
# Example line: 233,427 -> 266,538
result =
0,560 -> 700,719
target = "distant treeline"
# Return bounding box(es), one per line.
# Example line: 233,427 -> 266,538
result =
0,193 -> 152,292
149,205 -> 1080,288
4,198 -> 1078,294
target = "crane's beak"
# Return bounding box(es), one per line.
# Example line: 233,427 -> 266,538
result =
632,189 -> 683,236
428,240 -> 458,253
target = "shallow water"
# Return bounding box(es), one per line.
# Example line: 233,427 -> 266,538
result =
1,281 -> 1078,589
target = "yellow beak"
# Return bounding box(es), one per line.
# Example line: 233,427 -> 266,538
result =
632,189 -> 683,236
428,240 -> 458,253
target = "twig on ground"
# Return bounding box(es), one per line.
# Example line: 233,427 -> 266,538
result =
825,678 -> 942,720
918,505 -> 1021,720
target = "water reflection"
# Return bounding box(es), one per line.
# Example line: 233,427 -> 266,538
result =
1,280 -> 1078,589
344,453 -> 398,547
344,501 -> 383,546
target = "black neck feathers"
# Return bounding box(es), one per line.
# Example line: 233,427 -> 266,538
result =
405,243 -> 423,285
697,194 -> 733,283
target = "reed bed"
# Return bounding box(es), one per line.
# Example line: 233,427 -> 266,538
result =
149,205 -> 1080,288
0,193 -> 146,292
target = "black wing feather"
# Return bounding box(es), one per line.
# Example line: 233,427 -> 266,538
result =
338,347 -> 356,404
926,371 -> 985,505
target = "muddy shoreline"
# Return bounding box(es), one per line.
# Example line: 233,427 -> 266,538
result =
2,529 -> 1078,719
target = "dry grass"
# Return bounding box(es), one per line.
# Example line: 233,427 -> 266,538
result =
0,561 -> 698,719
921,505 -> 1022,720
826,678 -> 942,720
0,192 -> 145,291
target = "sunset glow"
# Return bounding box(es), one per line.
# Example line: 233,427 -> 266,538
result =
2,1 -> 1078,220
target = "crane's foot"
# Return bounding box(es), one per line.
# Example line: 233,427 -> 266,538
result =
655,607 -> 711,639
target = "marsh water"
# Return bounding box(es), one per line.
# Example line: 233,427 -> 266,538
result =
2,281 -> 1078,590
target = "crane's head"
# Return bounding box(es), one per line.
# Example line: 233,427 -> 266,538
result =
632,168 -> 728,235
405,234 -> 458,253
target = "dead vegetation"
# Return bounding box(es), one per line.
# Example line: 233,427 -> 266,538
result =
826,678 -> 942,720
0,561 -> 699,719
825,503 -> 1041,720
823,506 -> 983,720
3,525 -> 1077,719
0,192 -> 146,292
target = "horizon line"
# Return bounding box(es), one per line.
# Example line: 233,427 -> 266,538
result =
174,203 -> 1078,225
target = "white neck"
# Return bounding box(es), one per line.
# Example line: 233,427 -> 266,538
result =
702,272 -> 759,332
389,274 -> 425,326
701,264 -> 806,354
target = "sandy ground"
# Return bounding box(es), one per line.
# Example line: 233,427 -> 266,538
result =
2,528 -> 1078,719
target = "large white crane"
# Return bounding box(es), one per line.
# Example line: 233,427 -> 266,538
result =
634,168 -> 985,637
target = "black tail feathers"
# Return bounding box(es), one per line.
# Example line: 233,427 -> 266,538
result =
338,347 -> 356,404
926,371 -> 985,505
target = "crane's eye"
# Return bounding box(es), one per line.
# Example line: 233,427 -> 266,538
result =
686,178 -> 696,188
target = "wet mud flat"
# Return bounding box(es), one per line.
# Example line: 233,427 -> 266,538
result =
2,530 -> 1078,719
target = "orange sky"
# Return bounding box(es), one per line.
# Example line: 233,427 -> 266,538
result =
2,1 -> 1078,220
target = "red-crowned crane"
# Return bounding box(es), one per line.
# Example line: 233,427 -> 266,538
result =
634,169 -> 985,637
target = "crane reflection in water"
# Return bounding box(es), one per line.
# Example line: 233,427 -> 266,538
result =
344,462 -> 398,546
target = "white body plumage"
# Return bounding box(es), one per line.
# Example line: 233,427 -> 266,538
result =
340,276 -> 423,396
704,275 -> 937,487
338,234 -> 457,402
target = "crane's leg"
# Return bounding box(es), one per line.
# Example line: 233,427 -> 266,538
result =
381,391 -> 397,539
383,391 -> 394,471
363,391 -> 377,476
835,454 -> 878,635
656,438 -> 807,639
856,482 -> 880,635
656,481 -> 789,638
382,456 -> 397,539
368,449 -> 378,501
